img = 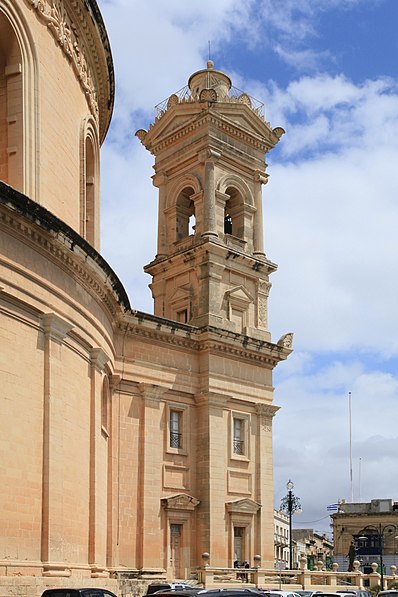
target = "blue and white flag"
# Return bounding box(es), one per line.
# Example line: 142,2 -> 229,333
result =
327,503 -> 339,512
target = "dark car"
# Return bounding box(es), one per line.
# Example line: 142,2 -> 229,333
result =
41,590 -> 117,597
147,584 -> 195,596
197,592 -> 266,597
337,590 -> 372,597
150,587 -> 201,597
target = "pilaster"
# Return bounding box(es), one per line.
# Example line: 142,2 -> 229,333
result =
40,313 -> 73,571
88,348 -> 110,574
253,171 -> 268,256
254,403 -> 280,566
195,392 -> 230,565
137,383 -> 168,572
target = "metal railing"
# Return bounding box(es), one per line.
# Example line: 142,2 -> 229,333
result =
170,431 -> 182,448
233,439 -> 244,455
154,84 -> 265,120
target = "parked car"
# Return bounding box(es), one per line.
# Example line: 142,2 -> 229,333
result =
266,591 -> 302,597
337,590 -> 372,597
295,592 -> 322,597
41,590 -> 117,597
152,592 -> 200,597
197,592 -> 267,597
379,592 -> 398,597
311,593 -> 341,597
147,584 -> 195,595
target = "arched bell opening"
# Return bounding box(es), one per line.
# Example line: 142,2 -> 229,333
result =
176,186 -> 196,241
224,186 -> 244,239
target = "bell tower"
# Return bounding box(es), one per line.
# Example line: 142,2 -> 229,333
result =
136,61 -> 285,340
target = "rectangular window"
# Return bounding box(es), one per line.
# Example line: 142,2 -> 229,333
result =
170,410 -> 182,448
233,418 -> 244,455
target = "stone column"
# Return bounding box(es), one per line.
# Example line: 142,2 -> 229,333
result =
200,149 -> 221,237
88,348 -> 110,575
153,172 -> 168,258
40,313 -> 73,575
253,172 -> 268,256
254,403 -> 280,567
138,383 -> 167,572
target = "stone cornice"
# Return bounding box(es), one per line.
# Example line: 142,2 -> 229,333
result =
119,313 -> 291,367
144,235 -> 278,277
141,110 -> 280,157
26,0 -> 114,142
0,182 -> 130,316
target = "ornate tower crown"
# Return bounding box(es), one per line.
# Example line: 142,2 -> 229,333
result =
136,63 -> 285,340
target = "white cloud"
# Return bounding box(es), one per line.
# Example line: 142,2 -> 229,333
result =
273,363 -> 398,522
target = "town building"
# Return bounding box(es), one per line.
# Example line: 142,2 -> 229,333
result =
292,530 -> 334,570
274,510 -> 289,569
0,0 -> 292,594
331,499 -> 398,573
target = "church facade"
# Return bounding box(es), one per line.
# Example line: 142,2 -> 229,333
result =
0,0 -> 291,594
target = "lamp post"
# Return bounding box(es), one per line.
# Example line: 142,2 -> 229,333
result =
358,523 -> 398,589
280,480 -> 302,570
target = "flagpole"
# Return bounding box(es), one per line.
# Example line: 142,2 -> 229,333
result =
349,391 -> 353,502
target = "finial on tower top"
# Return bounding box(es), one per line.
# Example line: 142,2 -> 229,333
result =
207,60 -> 214,69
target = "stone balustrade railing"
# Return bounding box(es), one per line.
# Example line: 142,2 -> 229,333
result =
197,558 -> 398,591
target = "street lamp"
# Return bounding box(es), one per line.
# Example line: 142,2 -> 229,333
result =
280,479 -> 302,570
358,523 -> 398,589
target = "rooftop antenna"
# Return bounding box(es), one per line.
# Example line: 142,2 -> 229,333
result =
207,40 -> 213,88
349,391 -> 353,502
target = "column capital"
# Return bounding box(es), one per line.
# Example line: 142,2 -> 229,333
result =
255,403 -> 280,418
194,392 -> 231,408
138,382 -> 168,404
198,148 -> 221,163
152,171 -> 168,187
109,374 -> 121,390
90,347 -> 110,372
254,171 -> 269,185
258,279 -> 272,296
41,313 -> 73,343
255,403 -> 280,433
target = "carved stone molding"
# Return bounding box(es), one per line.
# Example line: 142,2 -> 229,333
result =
255,403 -> 280,432
41,312 -> 73,342
138,382 -> 167,404
161,493 -> 200,511
27,0 -> 99,125
109,374 -> 121,391
194,391 -> 231,408
226,498 -> 261,514
90,347 -> 110,372
277,332 -> 294,350
0,206 -> 123,317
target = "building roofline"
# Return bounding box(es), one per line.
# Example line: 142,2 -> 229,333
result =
82,0 -> 115,141
0,181 -> 130,311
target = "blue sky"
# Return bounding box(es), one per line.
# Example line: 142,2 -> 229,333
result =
97,0 -> 398,536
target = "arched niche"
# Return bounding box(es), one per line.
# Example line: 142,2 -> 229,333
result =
80,116 -> 100,249
0,2 -> 38,199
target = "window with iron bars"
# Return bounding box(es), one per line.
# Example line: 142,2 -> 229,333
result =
170,410 -> 182,449
233,418 -> 245,455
